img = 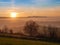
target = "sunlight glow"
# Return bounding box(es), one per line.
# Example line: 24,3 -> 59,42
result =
10,12 -> 17,18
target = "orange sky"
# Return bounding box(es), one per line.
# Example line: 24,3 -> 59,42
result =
0,0 -> 60,17
0,6 -> 60,17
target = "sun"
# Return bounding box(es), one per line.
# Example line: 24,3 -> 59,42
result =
10,12 -> 17,18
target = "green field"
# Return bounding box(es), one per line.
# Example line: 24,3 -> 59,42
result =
0,37 -> 60,45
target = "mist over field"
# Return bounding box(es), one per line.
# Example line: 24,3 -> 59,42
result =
0,0 -> 60,45
0,17 -> 60,33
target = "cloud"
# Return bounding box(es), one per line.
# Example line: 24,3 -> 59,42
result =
0,6 -> 60,17
0,0 -> 60,17
12,6 -> 60,17
31,0 -> 60,7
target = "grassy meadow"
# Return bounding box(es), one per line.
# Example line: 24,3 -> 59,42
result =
0,37 -> 60,45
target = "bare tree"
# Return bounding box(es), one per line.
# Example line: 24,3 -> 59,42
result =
0,29 -> 2,33
3,25 -> 8,33
48,25 -> 57,38
9,29 -> 13,34
43,26 -> 47,37
24,20 -> 39,37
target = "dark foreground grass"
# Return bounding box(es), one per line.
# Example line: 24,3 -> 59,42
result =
0,37 -> 60,45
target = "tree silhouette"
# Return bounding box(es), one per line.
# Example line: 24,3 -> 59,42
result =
24,20 -> 39,36
48,25 -> 57,38
0,29 -> 2,33
3,25 -> 8,33
9,29 -> 13,34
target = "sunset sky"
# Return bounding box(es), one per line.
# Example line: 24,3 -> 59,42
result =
0,0 -> 60,17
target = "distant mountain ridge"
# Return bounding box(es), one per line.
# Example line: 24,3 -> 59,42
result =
27,16 -> 47,18
0,16 -> 48,18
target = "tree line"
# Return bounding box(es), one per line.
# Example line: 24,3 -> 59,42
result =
0,25 -> 13,34
0,20 -> 60,40
24,20 -> 60,39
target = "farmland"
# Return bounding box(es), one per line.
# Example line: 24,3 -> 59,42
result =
0,37 -> 60,45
